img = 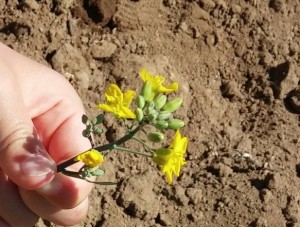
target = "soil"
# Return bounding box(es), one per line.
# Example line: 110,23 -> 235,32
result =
1,0 -> 300,226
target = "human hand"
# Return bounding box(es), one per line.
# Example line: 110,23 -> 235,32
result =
0,43 -> 93,226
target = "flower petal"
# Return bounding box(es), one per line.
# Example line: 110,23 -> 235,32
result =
123,90 -> 136,106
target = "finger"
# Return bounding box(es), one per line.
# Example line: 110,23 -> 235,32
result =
0,70 -> 56,190
19,188 -> 89,226
33,109 -> 94,208
0,43 -> 94,208
0,170 -> 38,227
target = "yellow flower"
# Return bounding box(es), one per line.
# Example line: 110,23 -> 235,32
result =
74,149 -> 104,167
152,130 -> 188,184
97,84 -> 136,119
140,68 -> 178,101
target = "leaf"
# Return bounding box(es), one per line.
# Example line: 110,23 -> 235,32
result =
91,114 -> 104,125
90,168 -> 105,176
93,126 -> 103,135
82,114 -> 89,124
82,129 -> 91,138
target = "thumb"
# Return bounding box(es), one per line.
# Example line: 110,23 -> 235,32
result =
0,72 -> 56,190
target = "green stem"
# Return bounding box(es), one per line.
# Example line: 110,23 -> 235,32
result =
113,145 -> 153,157
133,136 -> 152,150
57,124 -> 144,172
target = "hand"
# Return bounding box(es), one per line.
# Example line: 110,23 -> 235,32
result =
0,43 -> 93,226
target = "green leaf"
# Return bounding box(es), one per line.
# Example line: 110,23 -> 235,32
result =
93,126 -> 103,135
82,129 -> 91,137
82,114 -> 89,124
90,168 -> 105,176
92,114 -> 104,125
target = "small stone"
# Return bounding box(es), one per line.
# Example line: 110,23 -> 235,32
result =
192,3 -> 210,21
286,87 -> 300,114
186,188 -> 203,204
50,43 -> 91,76
67,19 -> 77,36
179,21 -> 189,33
174,185 -> 189,206
267,172 -> 281,190
254,217 -> 268,227
219,164 -> 233,178
231,4 -> 241,14
91,40 -> 117,59
269,0 -> 286,13
260,188 -> 273,203
74,70 -> 90,90
262,51 -> 273,65
21,0 -> 40,11
158,213 -> 173,226
205,34 -> 216,46
189,211 -> 204,222
199,0 -> 216,11
81,36 -> 89,44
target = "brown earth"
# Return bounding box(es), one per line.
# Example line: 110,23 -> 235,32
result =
1,0 -> 300,226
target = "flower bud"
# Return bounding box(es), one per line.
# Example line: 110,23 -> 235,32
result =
147,112 -> 158,122
167,119 -> 184,129
135,108 -> 144,121
157,111 -> 171,121
145,102 -> 156,115
162,98 -> 183,113
155,120 -> 169,130
154,95 -> 167,110
147,132 -> 165,143
137,95 -> 145,109
141,81 -> 152,102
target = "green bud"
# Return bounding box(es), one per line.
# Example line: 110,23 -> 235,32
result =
162,98 -> 183,113
135,108 -> 144,121
154,95 -> 167,110
141,81 -> 152,102
147,112 -> 158,122
147,132 -> 164,143
137,95 -> 145,109
148,101 -> 155,109
155,120 -> 169,130
157,111 -> 172,120
145,102 -> 156,116
167,119 -> 184,129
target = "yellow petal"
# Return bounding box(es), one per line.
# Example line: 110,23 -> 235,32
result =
97,104 -> 114,113
118,106 -> 136,119
123,90 -> 136,106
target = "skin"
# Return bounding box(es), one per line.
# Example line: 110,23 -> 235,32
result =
0,43 -> 93,226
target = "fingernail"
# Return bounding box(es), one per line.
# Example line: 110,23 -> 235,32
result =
20,154 -> 57,177
38,178 -> 62,195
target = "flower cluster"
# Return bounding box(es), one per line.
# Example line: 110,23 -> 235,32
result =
57,68 -> 188,185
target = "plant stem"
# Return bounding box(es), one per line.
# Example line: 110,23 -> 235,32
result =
132,136 -> 152,149
113,145 -> 153,157
57,124 -> 144,172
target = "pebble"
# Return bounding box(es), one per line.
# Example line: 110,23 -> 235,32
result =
269,0 -> 286,13
91,40 -> 117,59
254,217 -> 268,227
22,0 -> 40,11
287,87 -> 300,114
199,0 -> 216,11
185,188 -> 203,204
179,21 -> 189,33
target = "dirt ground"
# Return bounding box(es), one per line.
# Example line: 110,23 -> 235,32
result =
1,0 -> 300,226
